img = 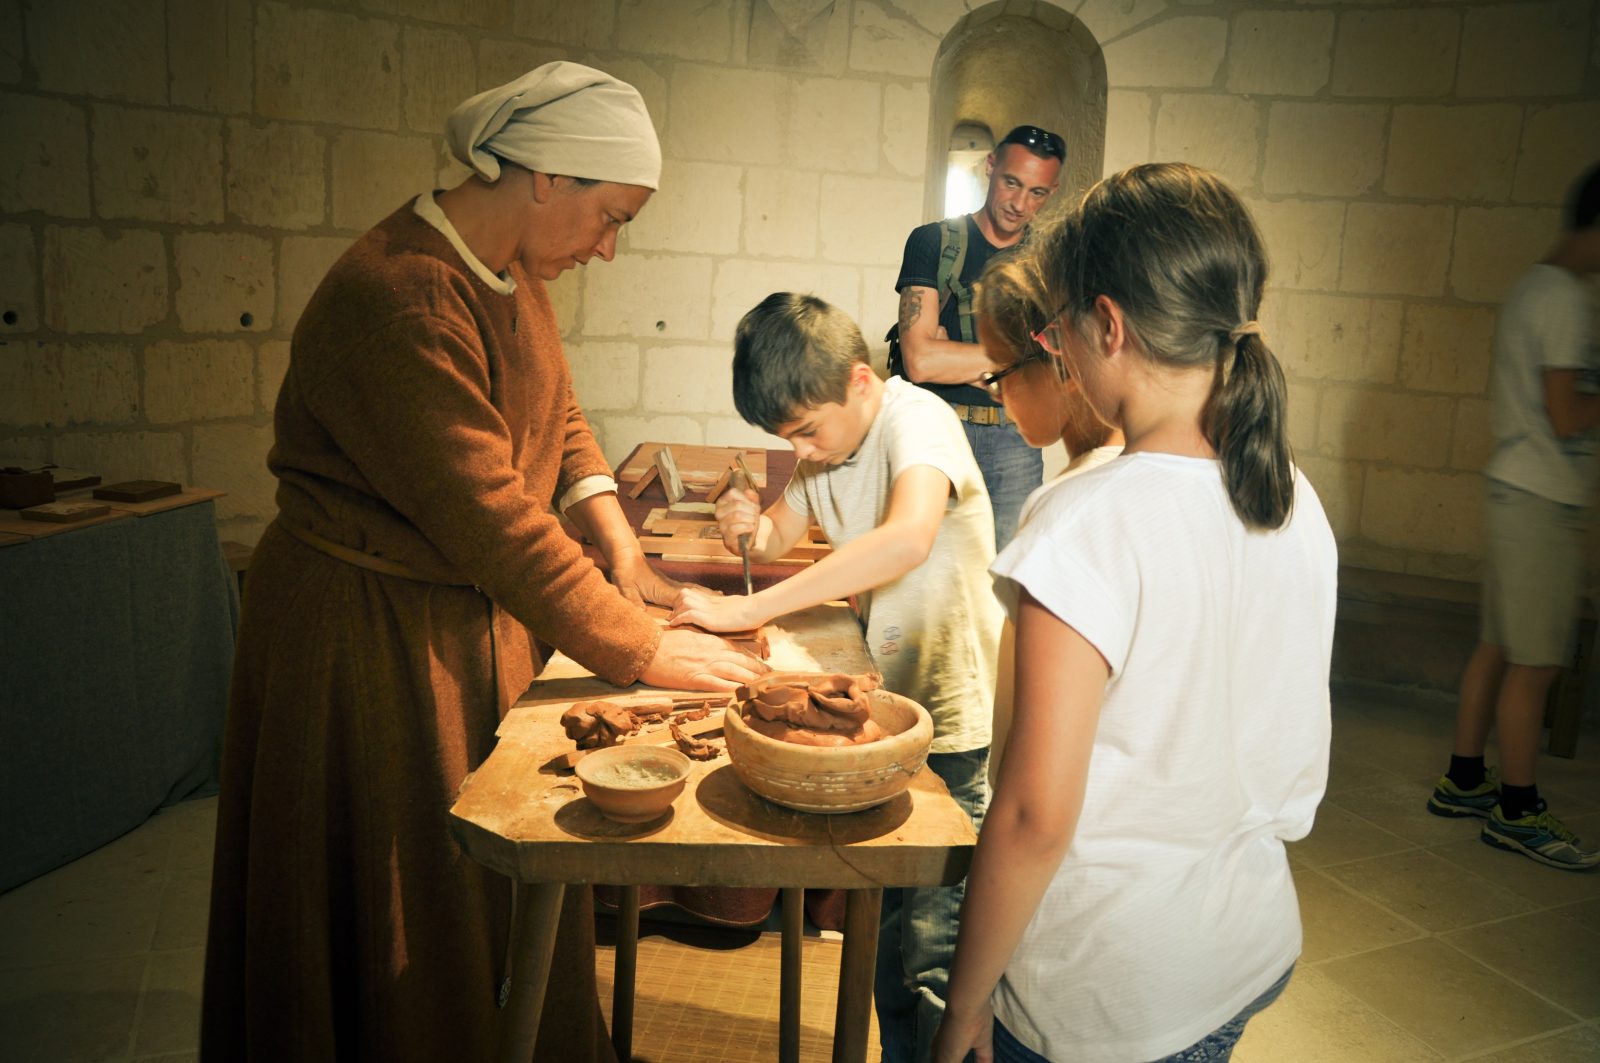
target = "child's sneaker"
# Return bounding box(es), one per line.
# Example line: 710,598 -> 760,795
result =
1426,770 -> 1499,819
1481,803 -> 1600,871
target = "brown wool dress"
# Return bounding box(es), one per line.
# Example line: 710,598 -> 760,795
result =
200,200 -> 660,1063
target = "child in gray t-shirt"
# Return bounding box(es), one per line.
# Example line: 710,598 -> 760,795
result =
670,292 -> 1001,1063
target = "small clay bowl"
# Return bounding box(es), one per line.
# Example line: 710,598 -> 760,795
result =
574,745 -> 692,823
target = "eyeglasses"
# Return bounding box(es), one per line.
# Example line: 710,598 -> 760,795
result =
1030,305 -> 1070,356
999,125 -> 1066,162
979,361 -> 1025,397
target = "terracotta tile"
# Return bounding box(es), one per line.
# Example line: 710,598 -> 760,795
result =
1444,913 -> 1600,1019
0,955 -> 144,1063
1320,938 -> 1573,1057
1233,966 -> 1440,1062
1293,868 -> 1424,963
1325,848 -> 1535,932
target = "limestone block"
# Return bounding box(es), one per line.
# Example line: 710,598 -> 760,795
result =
1293,454 -> 1361,541
259,341 -> 291,412
393,0 -> 510,30
1226,11 -> 1333,97
0,93 -> 91,218
1152,95 -> 1260,193
626,160 -> 743,255
859,264 -> 900,374
0,223 -> 38,333
331,131 -> 437,232
0,437 -> 48,467
278,236 -> 355,336
169,0 -> 252,114
1104,18 -> 1226,89
1103,91 -> 1152,177
1458,0 -> 1589,98
52,430 -> 187,486
145,340 -> 255,424
743,168 -> 821,259
546,270 -> 581,337
601,59 -> 670,140
617,0 -> 736,61
92,107 -> 225,225
1077,0 -> 1171,44
476,39 -> 566,94
513,0 -> 615,48
1512,103 -> 1600,206
175,233 -> 275,335
0,343 -> 138,427
818,175 -> 921,266
0,0 -> 20,84
1384,105 -> 1519,202
790,77 -> 882,174
710,259 -> 861,342
848,0 -> 939,78
256,2 -> 401,129
897,0 -> 966,37
226,120 -> 326,230
1398,304 -> 1494,396
1262,292 -> 1400,384
582,254 -> 713,340
1329,9 -> 1458,98
566,341 -> 641,411
642,345 -> 737,415
1361,468 -> 1483,557
1247,199 -> 1343,292
666,65 -> 787,162
403,27 -> 476,134
1285,377 -> 1318,454
1262,103 -> 1384,197
1317,386 -> 1453,467
43,227 -> 168,335
883,83 -> 929,178
1340,203 -> 1452,298
591,413 -> 703,468
193,422 -> 277,520
28,0 -> 166,104
1450,206 -> 1562,305
1450,398 -> 1492,472
704,416 -> 785,450
747,0 -> 851,75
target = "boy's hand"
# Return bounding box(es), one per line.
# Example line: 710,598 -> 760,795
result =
669,585 -> 766,633
714,486 -> 762,556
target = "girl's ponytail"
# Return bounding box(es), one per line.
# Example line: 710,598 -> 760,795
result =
1206,327 -> 1294,530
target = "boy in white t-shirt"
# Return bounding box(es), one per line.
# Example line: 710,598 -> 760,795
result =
671,292 -> 1002,1063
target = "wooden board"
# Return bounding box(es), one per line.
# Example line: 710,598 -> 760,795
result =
617,444 -> 768,491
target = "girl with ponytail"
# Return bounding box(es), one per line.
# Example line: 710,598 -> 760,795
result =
936,164 -> 1337,1063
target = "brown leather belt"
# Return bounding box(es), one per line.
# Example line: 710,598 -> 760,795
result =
281,522 -> 473,586
950,403 -> 1010,427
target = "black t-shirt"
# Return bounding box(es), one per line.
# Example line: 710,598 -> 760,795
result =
894,214 -> 1004,407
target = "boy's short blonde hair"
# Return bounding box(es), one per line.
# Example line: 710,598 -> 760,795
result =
732,292 -> 869,432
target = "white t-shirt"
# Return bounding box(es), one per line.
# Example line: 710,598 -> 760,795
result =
1017,445 -> 1124,530
1485,264 -> 1600,506
989,453 -> 1337,1062
784,376 -> 1001,753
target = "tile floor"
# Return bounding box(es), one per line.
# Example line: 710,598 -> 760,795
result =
2,690 -> 1597,1063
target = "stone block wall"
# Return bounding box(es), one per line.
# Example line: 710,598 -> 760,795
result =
1,0 -> 1597,578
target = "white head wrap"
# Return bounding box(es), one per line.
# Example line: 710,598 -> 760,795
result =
445,61 -> 661,190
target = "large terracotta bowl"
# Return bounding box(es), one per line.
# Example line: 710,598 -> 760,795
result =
574,745 -> 692,823
722,689 -> 933,814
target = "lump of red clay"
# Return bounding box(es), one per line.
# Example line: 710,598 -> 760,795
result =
736,672 -> 884,747
561,701 -> 640,749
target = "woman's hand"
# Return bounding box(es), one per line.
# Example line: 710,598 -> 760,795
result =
639,628 -> 768,691
608,552 -> 681,608
931,1001 -> 994,1063
669,585 -> 766,632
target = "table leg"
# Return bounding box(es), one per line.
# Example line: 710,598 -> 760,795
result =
780,887 -> 804,1063
613,885 -> 641,1062
831,887 -> 883,1063
496,881 -> 566,1063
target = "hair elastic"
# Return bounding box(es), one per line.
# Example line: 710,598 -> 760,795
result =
1228,321 -> 1263,344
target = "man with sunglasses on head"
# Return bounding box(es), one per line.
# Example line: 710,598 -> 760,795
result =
891,125 -> 1065,549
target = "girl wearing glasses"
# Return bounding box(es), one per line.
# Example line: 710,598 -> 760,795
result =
935,164 -> 1336,1063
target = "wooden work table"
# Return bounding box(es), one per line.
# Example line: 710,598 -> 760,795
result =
449,602 -> 976,1063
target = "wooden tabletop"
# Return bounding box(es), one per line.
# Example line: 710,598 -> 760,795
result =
0,486 -> 225,541
449,602 -> 976,892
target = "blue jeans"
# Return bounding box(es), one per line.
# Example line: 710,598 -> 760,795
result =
875,747 -> 990,1063
960,420 -> 1042,551
991,965 -> 1295,1062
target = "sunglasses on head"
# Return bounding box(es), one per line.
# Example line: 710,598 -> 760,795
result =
1001,126 -> 1066,162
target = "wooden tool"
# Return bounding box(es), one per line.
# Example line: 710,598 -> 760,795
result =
729,452 -> 756,595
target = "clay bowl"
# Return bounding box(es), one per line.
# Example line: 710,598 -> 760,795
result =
574,746 -> 692,823
722,689 -> 933,814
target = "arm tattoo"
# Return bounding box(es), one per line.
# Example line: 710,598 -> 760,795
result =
898,287 -> 925,332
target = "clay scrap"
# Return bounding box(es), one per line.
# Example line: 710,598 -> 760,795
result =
553,697 -> 730,769
736,672 -> 885,747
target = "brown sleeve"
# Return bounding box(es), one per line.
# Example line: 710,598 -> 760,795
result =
555,376 -> 613,500
299,314 -> 658,686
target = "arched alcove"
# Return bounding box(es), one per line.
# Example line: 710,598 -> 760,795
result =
924,2 -> 1107,222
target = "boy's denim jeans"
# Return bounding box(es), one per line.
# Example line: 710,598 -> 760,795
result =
960,420 -> 1042,552
875,746 -> 990,1063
